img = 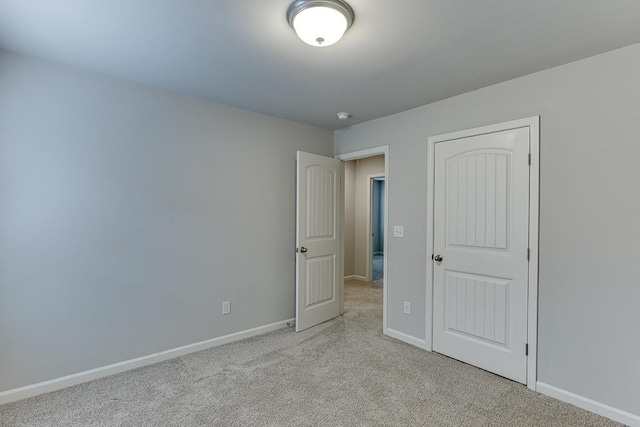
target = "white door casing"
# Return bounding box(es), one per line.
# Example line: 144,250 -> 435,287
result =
295,151 -> 342,332
432,126 -> 531,384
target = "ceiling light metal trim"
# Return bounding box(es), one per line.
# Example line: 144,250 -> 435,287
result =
286,0 -> 355,30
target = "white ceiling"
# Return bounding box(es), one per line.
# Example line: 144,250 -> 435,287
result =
1,1 -> 640,130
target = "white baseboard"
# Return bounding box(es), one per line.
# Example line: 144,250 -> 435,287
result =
385,328 -> 428,350
344,275 -> 368,282
0,318 -> 294,406
537,382 -> 640,427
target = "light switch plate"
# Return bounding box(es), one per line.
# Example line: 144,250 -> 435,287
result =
393,226 -> 404,238
222,301 -> 231,315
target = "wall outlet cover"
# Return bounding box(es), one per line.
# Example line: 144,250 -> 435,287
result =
403,301 -> 411,314
393,226 -> 404,238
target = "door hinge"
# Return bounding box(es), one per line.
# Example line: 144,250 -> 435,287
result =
528,153 -> 531,166
527,248 -> 530,261
525,343 -> 529,356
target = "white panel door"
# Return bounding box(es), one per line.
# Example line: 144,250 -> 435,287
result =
296,151 -> 342,332
433,127 -> 530,383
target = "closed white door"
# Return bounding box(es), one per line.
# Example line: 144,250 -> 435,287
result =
432,127 -> 530,383
296,151 -> 342,332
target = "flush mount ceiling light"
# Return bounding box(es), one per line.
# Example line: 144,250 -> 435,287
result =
287,0 -> 354,47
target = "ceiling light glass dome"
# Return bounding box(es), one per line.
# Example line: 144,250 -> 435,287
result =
287,0 -> 354,47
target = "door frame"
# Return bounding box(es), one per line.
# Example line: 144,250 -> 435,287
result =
336,146 -> 389,334
366,173 -> 386,282
426,116 -> 539,391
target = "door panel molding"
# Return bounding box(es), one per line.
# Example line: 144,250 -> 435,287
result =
426,116 -> 540,390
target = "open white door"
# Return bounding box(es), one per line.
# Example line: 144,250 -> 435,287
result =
432,127 -> 530,384
295,151 -> 342,332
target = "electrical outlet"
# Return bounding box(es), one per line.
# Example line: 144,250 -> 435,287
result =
222,301 -> 231,315
393,226 -> 404,238
403,301 -> 411,314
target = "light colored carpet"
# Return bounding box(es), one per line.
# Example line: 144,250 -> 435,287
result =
372,254 -> 383,285
0,280 -> 620,426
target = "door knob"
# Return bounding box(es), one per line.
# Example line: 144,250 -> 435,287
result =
300,247 -> 308,254
434,254 -> 443,262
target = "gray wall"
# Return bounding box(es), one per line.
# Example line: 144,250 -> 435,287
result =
335,43 -> 640,415
0,51 -> 333,392
354,156 -> 385,278
343,161 -> 356,276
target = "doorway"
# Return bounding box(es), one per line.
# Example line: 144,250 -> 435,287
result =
336,146 -> 389,333
369,176 -> 385,286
